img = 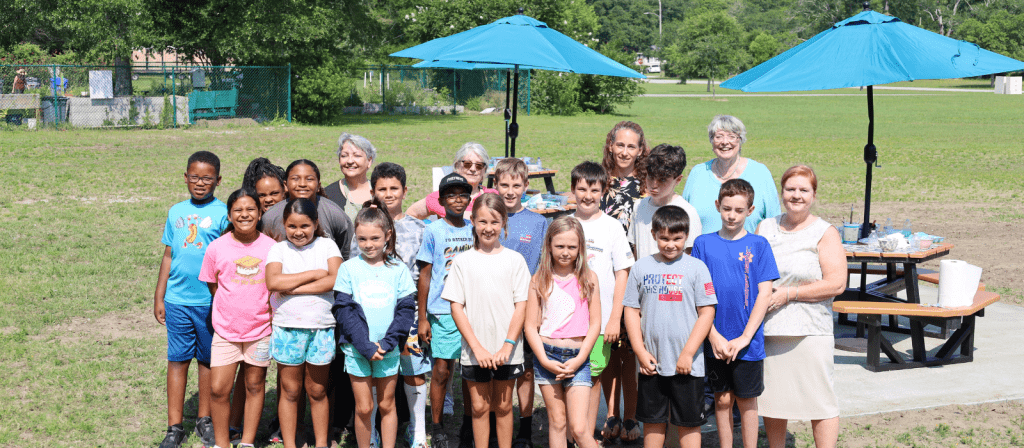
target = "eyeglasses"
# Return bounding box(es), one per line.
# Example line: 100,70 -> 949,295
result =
186,175 -> 217,185
713,133 -> 741,142
460,161 -> 486,171
443,192 -> 472,201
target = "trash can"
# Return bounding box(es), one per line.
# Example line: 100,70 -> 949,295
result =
42,96 -> 69,124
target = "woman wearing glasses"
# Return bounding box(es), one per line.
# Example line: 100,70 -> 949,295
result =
682,115 -> 781,235
407,142 -> 498,219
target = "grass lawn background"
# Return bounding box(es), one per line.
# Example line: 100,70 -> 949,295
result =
1,79 -> 1022,446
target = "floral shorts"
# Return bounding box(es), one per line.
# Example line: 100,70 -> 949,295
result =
270,326 -> 335,366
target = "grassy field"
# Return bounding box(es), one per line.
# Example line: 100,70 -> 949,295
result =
1,86 -> 1022,447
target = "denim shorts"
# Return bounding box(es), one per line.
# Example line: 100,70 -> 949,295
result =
533,343 -> 592,388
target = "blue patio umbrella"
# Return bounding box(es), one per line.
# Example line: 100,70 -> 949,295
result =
721,7 -> 1024,237
392,13 -> 644,157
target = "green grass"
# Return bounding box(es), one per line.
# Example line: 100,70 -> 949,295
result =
2,88 -> 1023,446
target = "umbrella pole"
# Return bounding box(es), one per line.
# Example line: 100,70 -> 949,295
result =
862,85 -> 877,239
510,66 -> 520,158
505,69 -> 512,157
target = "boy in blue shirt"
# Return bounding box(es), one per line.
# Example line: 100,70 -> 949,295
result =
494,158 -> 547,446
416,172 -> 475,448
691,179 -> 779,448
153,150 -> 229,448
623,205 -> 716,448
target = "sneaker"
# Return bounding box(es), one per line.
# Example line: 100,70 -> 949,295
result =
371,427 -> 381,448
268,417 -> 282,443
407,423 -> 429,448
620,420 -> 642,445
431,427 -> 452,448
195,416 -> 216,448
159,424 -> 187,448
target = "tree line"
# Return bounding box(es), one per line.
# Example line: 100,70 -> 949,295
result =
2,0 -> 1022,119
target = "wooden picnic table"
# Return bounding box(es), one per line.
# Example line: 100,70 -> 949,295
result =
487,169 -> 560,195
839,242 -> 955,336
833,290 -> 1000,371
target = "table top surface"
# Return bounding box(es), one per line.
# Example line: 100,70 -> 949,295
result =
833,290 -> 999,317
845,242 -> 954,262
487,169 -> 558,177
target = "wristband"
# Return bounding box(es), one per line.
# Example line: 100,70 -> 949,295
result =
504,338 -> 517,346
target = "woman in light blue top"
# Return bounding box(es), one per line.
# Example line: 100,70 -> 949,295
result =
682,115 -> 781,234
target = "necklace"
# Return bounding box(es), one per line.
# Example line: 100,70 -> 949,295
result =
713,158 -> 741,181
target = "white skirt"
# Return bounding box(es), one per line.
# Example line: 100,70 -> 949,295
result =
758,335 -> 839,420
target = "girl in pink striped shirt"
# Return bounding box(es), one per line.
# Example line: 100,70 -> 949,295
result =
524,216 -> 602,448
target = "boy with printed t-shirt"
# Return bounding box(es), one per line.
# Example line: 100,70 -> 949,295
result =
691,179 -> 779,448
416,172 -> 476,448
627,144 -> 701,259
568,161 -> 635,443
623,205 -> 716,448
493,158 -> 547,446
153,150 -> 230,448
372,162 -> 431,448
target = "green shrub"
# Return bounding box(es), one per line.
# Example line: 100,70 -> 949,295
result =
531,71 -> 582,116
293,62 -> 357,124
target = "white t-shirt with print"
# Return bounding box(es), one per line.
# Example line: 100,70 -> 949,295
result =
573,212 -> 635,332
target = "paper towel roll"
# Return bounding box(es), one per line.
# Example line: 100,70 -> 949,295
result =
937,260 -> 983,307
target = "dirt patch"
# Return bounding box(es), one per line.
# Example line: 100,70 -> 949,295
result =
818,200 -> 1024,303
193,117 -> 259,128
40,310 -> 163,345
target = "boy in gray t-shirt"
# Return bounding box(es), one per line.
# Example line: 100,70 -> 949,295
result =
623,206 -> 716,448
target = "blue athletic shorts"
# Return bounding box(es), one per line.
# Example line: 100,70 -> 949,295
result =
165,301 -> 213,364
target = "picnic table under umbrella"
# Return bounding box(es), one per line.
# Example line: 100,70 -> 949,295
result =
720,7 -> 1024,237
391,13 -> 645,157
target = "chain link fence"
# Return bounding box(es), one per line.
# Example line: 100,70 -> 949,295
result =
1,64 -> 290,129
347,65 -> 531,116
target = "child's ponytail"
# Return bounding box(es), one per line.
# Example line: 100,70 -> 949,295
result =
355,197 -> 398,266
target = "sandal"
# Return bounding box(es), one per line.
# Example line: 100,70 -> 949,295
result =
600,416 -> 621,442
620,420 -> 642,444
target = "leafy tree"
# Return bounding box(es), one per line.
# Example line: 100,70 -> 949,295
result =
955,10 -> 1024,60
531,71 -> 582,115
578,43 -> 646,113
663,10 -> 748,92
1,0 -> 155,95
748,32 -> 782,65
588,0 -> 659,52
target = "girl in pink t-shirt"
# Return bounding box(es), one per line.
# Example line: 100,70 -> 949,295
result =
523,215 -> 602,448
199,188 -> 277,448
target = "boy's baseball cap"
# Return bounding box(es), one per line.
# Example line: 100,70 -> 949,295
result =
438,172 -> 472,196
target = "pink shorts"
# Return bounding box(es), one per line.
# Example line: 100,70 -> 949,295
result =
211,333 -> 272,368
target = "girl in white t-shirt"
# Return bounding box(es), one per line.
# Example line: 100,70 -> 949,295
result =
524,216 -> 602,448
266,198 -> 343,448
442,193 -> 530,448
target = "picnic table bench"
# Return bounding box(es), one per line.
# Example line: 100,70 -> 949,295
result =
833,290 -> 1000,371
188,88 -> 238,123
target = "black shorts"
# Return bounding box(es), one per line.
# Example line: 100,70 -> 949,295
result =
461,363 -> 525,383
706,358 -> 764,399
636,373 -> 707,428
522,345 -> 534,370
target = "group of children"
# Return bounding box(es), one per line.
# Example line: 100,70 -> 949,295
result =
155,141 -> 782,448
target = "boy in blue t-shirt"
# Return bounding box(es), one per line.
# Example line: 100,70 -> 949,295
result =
691,178 -> 779,448
623,205 -> 716,448
415,172 -> 475,448
493,158 -> 547,445
153,150 -> 229,448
